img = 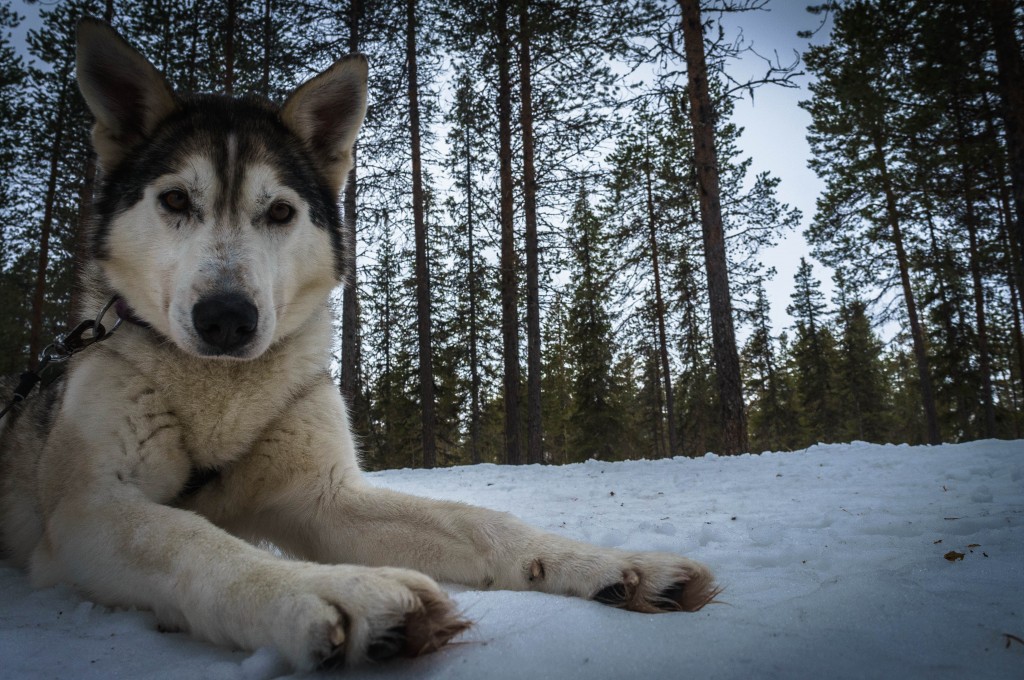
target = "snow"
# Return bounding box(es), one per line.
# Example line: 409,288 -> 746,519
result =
1,440 -> 1022,679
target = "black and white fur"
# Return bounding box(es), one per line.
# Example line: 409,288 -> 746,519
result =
0,19 -> 716,671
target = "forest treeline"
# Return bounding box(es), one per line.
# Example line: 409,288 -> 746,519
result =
0,0 -> 1021,469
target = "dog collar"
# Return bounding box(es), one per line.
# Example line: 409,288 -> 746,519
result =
113,297 -> 150,329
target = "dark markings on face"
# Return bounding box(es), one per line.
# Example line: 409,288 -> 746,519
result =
93,94 -> 345,277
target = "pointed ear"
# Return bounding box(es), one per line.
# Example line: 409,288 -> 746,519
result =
76,18 -> 177,170
281,55 -> 368,196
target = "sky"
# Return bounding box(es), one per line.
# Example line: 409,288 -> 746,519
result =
718,1 -> 836,334
3,439 -> 1022,678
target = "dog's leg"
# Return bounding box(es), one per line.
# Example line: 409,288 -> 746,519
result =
193,382 -> 718,614
290,484 -> 717,613
33,480 -> 467,669
32,376 -> 466,670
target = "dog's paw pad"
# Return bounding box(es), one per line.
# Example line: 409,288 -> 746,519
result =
315,607 -> 349,670
592,567 -> 642,608
366,624 -> 407,661
592,560 -> 719,613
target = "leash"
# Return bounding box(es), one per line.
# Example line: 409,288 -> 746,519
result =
0,296 -> 124,420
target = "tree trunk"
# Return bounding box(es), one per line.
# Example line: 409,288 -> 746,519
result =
340,0 -> 362,406
961,175 -> 996,437
873,132 -> 941,444
678,0 -> 747,455
224,0 -> 236,96
643,141 -> 679,456
983,88 -> 1024,400
496,0 -> 522,465
951,89 -> 996,437
1000,222 -> 1024,437
649,345 -> 666,458
466,135 -> 483,465
519,0 -> 542,465
987,0 -> 1024,275
68,155 -> 96,323
261,0 -> 272,98
1000,183 -> 1024,399
925,204 -> 970,438
407,0 -> 437,469
69,0 -> 114,324
29,82 -> 70,371
186,1 -> 200,92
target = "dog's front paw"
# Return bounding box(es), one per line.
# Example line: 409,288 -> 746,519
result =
271,565 -> 470,671
591,554 -> 719,613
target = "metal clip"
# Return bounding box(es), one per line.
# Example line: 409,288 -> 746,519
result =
95,295 -> 124,339
3,296 -> 123,421
34,295 -> 122,367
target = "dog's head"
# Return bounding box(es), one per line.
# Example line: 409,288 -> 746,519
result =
75,18 -> 366,360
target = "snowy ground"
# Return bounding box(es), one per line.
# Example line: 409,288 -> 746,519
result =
1,440 -> 1021,679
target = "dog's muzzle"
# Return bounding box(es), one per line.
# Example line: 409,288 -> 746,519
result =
192,293 -> 259,354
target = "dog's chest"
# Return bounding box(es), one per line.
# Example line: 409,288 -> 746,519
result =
127,344 -> 318,469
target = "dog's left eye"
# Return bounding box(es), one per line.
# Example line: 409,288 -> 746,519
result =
267,201 -> 295,224
159,189 -> 190,213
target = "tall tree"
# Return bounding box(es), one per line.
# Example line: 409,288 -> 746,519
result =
443,68 -> 498,465
68,0 -> 112,321
986,0 -> 1024,276
25,0 -> 97,369
495,0 -> 522,465
742,278 -> 796,451
833,272 -> 892,442
406,0 -> 437,468
566,188 -> 621,459
0,1 -> 28,375
786,258 -> 840,443
518,0 -> 542,465
642,130 -> 681,457
605,103 -> 689,456
340,0 -> 363,408
679,0 -> 747,454
802,0 -> 941,444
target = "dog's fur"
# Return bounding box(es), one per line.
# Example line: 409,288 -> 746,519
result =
0,20 -> 716,671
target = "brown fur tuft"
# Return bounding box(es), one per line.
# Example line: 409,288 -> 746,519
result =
402,589 -> 472,658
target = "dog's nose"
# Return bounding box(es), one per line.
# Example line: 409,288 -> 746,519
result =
192,294 -> 258,353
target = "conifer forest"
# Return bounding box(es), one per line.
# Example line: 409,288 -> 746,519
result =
0,0 -> 1021,469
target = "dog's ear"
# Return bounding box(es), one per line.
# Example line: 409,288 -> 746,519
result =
281,55 -> 368,196
76,18 -> 177,170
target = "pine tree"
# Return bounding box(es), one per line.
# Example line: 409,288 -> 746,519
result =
540,290 -> 573,464
678,0 -> 747,454
405,0 -> 438,468
909,1 -> 1000,437
362,221 -> 419,470
24,0 -> 99,368
802,0 -> 941,444
605,101 -> 692,457
985,0 -> 1024,276
786,258 -> 840,444
742,278 -> 795,451
565,187 -> 621,460
493,0 -> 523,465
0,1 -> 28,374
833,271 -> 892,442
442,68 -> 500,465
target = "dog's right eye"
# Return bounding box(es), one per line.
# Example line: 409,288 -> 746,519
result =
159,190 -> 190,213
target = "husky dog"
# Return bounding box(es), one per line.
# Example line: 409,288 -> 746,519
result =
0,19 -> 716,671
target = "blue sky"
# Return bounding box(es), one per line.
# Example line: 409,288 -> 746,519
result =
719,1 -> 836,335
